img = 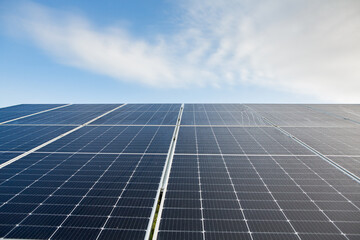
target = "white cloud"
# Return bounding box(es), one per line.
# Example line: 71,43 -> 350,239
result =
5,0 -> 360,101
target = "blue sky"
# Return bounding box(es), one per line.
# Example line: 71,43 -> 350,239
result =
1,0 -> 359,107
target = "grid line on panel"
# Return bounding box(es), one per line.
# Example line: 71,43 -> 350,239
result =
203,106 -> 254,240
194,111 -> 206,240
245,127 -> 354,239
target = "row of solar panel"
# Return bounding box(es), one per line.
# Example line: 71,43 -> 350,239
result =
1,104 -> 360,184
157,104 -> 360,240
0,104 -> 181,239
0,104 -> 359,240
3,104 -> 360,126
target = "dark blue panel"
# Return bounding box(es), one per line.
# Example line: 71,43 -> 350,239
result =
9,104 -> 122,125
0,153 -> 166,238
0,104 -> 64,123
181,104 -> 267,125
0,152 -> 22,164
0,126 -> 74,151
40,126 -> 174,154
158,153 -> 360,238
91,104 -> 180,125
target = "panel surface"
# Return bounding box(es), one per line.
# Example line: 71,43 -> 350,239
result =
176,126 -> 313,155
0,126 -> 74,152
0,104 -> 178,239
2,103 -> 360,240
248,104 -> 357,127
309,104 -> 360,123
181,104 -> 268,126
158,154 -> 360,240
0,104 -> 64,123
0,153 -> 167,239
285,127 -> 360,178
91,104 -> 180,125
8,104 -> 121,125
0,152 -> 24,165
40,126 -> 174,154
158,104 -> 360,240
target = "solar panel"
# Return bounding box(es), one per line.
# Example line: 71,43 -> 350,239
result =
176,126 -> 313,155
0,104 -> 180,239
0,125 -> 74,151
158,148 -> 359,240
8,104 -> 123,125
0,152 -> 24,165
0,104 -> 65,123
247,104 -> 357,127
0,103 -> 359,240
39,126 -> 174,154
181,104 -> 268,126
155,104 -> 360,240
91,104 -> 180,125
0,153 -> 167,239
283,127 -> 360,178
309,104 -> 360,123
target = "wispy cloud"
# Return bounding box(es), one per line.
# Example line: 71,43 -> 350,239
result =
4,0 -> 360,101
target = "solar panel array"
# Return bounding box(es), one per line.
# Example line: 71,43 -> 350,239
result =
0,104 -> 180,239
155,104 -> 360,240
0,103 -> 359,240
